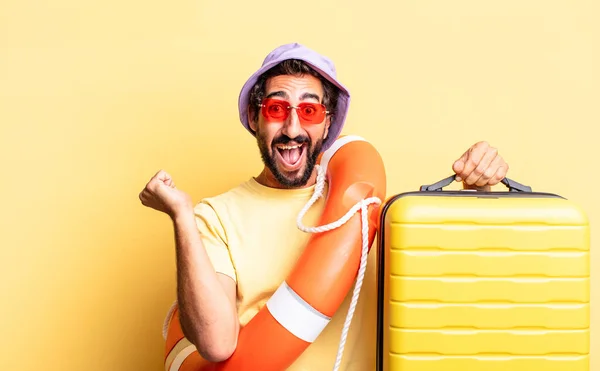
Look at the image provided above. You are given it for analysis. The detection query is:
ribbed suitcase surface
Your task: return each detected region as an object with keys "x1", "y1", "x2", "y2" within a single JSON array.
[{"x1": 376, "y1": 176, "x2": 590, "y2": 371}]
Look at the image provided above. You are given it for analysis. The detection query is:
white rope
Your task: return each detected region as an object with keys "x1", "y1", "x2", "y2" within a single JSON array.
[
  {"x1": 162, "y1": 300, "x2": 178, "y2": 340},
  {"x1": 297, "y1": 164, "x2": 381, "y2": 371}
]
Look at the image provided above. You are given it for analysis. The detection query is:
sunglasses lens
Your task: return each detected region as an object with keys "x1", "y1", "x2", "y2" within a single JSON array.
[
  {"x1": 298, "y1": 103, "x2": 325, "y2": 124},
  {"x1": 263, "y1": 99, "x2": 289, "y2": 120}
]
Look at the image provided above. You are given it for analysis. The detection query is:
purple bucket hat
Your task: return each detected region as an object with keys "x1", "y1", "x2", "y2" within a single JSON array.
[{"x1": 238, "y1": 43, "x2": 350, "y2": 152}]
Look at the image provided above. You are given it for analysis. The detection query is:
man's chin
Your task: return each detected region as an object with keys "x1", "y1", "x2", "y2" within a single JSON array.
[
  {"x1": 271, "y1": 161, "x2": 313, "y2": 188},
  {"x1": 275, "y1": 167, "x2": 307, "y2": 187}
]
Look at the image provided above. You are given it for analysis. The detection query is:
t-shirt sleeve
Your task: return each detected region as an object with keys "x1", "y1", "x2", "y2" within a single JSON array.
[{"x1": 193, "y1": 201, "x2": 237, "y2": 283}]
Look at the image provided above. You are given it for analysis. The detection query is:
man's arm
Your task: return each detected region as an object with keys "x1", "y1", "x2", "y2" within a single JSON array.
[
  {"x1": 173, "y1": 212, "x2": 239, "y2": 362},
  {"x1": 138, "y1": 170, "x2": 239, "y2": 362}
]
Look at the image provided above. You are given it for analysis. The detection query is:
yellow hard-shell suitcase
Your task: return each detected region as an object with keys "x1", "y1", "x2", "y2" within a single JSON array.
[{"x1": 376, "y1": 175, "x2": 590, "y2": 371}]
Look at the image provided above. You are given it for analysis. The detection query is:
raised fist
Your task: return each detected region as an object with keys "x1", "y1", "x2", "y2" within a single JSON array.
[{"x1": 139, "y1": 170, "x2": 193, "y2": 219}]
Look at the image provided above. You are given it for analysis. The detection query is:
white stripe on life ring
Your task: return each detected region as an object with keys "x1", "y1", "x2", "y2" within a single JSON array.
[
  {"x1": 165, "y1": 337, "x2": 196, "y2": 371},
  {"x1": 319, "y1": 135, "x2": 366, "y2": 174},
  {"x1": 266, "y1": 281, "x2": 331, "y2": 343}
]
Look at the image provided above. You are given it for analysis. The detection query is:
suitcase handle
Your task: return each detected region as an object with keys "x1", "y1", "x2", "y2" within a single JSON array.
[{"x1": 420, "y1": 175, "x2": 532, "y2": 192}]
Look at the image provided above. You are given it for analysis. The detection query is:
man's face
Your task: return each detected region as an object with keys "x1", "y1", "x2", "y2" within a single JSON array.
[{"x1": 250, "y1": 74, "x2": 331, "y2": 188}]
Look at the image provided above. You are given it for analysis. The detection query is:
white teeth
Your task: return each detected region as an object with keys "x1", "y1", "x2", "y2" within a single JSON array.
[{"x1": 277, "y1": 144, "x2": 302, "y2": 150}]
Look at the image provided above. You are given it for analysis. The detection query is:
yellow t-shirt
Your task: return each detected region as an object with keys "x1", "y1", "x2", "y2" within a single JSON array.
[{"x1": 194, "y1": 177, "x2": 379, "y2": 371}]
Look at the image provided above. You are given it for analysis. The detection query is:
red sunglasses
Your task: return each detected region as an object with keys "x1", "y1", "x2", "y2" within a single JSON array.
[{"x1": 259, "y1": 98, "x2": 329, "y2": 125}]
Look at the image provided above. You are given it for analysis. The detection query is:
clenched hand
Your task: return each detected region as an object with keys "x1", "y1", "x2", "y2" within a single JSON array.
[
  {"x1": 452, "y1": 141, "x2": 509, "y2": 189},
  {"x1": 139, "y1": 170, "x2": 193, "y2": 219}
]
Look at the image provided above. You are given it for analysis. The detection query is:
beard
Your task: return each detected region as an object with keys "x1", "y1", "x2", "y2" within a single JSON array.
[{"x1": 256, "y1": 130, "x2": 323, "y2": 188}]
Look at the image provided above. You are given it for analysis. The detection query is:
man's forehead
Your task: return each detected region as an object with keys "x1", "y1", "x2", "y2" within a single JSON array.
[{"x1": 265, "y1": 74, "x2": 324, "y2": 95}]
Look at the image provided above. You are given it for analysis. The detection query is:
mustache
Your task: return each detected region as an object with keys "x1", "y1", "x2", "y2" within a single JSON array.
[{"x1": 272, "y1": 135, "x2": 310, "y2": 147}]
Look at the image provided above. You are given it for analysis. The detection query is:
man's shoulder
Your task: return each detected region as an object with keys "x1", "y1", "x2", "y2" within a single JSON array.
[
  {"x1": 193, "y1": 178, "x2": 257, "y2": 219},
  {"x1": 191, "y1": 180, "x2": 251, "y2": 240},
  {"x1": 197, "y1": 178, "x2": 254, "y2": 205}
]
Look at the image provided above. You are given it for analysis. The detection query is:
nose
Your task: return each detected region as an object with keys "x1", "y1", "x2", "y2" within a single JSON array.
[{"x1": 281, "y1": 108, "x2": 303, "y2": 139}]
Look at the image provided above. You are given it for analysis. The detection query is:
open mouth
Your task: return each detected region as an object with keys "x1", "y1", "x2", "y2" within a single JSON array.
[{"x1": 275, "y1": 143, "x2": 306, "y2": 171}]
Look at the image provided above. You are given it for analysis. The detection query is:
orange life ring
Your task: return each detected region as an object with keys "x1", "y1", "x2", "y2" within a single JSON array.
[{"x1": 163, "y1": 135, "x2": 387, "y2": 371}]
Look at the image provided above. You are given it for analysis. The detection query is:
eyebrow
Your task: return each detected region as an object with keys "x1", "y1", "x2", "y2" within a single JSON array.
[
  {"x1": 266, "y1": 91, "x2": 289, "y2": 99},
  {"x1": 300, "y1": 92, "x2": 321, "y2": 102},
  {"x1": 265, "y1": 91, "x2": 321, "y2": 102}
]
